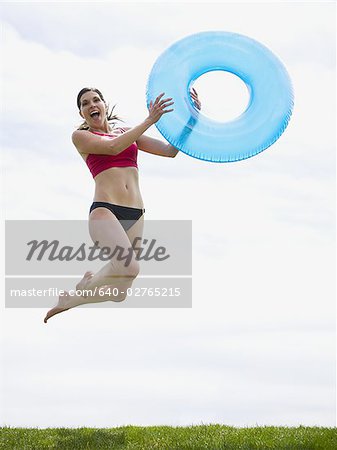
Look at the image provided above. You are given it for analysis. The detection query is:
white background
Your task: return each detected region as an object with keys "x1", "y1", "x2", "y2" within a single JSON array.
[{"x1": 0, "y1": 1, "x2": 335, "y2": 427}]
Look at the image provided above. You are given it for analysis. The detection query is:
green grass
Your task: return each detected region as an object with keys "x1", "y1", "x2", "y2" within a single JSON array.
[{"x1": 0, "y1": 425, "x2": 336, "y2": 449}]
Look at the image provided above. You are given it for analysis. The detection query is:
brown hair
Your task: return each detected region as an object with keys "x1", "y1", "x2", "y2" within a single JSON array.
[{"x1": 76, "y1": 87, "x2": 124, "y2": 130}]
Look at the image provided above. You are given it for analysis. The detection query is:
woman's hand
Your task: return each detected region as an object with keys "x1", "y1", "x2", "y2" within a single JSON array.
[
  {"x1": 190, "y1": 87, "x2": 201, "y2": 110},
  {"x1": 147, "y1": 93, "x2": 174, "y2": 124}
]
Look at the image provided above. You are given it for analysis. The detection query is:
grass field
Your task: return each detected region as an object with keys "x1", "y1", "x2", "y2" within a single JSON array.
[{"x1": 0, "y1": 424, "x2": 336, "y2": 449}]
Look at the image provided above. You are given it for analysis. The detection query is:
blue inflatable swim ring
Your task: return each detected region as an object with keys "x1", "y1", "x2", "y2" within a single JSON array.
[{"x1": 146, "y1": 31, "x2": 294, "y2": 162}]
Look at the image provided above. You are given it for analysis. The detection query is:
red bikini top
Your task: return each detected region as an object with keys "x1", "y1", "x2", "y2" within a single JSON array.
[{"x1": 85, "y1": 128, "x2": 138, "y2": 178}]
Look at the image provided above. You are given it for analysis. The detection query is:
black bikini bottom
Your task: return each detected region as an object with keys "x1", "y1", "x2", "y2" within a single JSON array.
[{"x1": 89, "y1": 201, "x2": 145, "y2": 231}]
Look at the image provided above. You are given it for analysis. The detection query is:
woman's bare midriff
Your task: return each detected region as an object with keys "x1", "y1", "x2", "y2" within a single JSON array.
[{"x1": 81, "y1": 154, "x2": 144, "y2": 208}]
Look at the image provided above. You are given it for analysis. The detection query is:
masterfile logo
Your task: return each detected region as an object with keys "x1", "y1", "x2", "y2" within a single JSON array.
[{"x1": 5, "y1": 220, "x2": 192, "y2": 308}]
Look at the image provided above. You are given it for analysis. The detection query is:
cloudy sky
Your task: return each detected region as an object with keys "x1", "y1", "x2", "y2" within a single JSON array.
[{"x1": 0, "y1": 1, "x2": 335, "y2": 428}]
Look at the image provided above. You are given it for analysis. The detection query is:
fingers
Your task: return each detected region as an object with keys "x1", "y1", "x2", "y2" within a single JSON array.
[
  {"x1": 189, "y1": 88, "x2": 201, "y2": 110},
  {"x1": 152, "y1": 90, "x2": 198, "y2": 108},
  {"x1": 158, "y1": 97, "x2": 173, "y2": 107},
  {"x1": 150, "y1": 93, "x2": 173, "y2": 108},
  {"x1": 148, "y1": 88, "x2": 200, "y2": 123},
  {"x1": 150, "y1": 89, "x2": 199, "y2": 116},
  {"x1": 154, "y1": 92, "x2": 165, "y2": 105},
  {"x1": 154, "y1": 93, "x2": 174, "y2": 106},
  {"x1": 159, "y1": 102, "x2": 174, "y2": 115},
  {"x1": 190, "y1": 89, "x2": 198, "y2": 99},
  {"x1": 160, "y1": 100, "x2": 174, "y2": 109},
  {"x1": 147, "y1": 93, "x2": 174, "y2": 123},
  {"x1": 150, "y1": 95, "x2": 174, "y2": 110}
]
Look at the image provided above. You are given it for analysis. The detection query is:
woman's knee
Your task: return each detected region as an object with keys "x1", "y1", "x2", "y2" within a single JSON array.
[{"x1": 110, "y1": 258, "x2": 140, "y2": 279}]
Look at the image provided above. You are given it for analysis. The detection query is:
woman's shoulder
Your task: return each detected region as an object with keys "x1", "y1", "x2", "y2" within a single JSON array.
[
  {"x1": 72, "y1": 128, "x2": 94, "y2": 136},
  {"x1": 72, "y1": 128, "x2": 89, "y2": 142}
]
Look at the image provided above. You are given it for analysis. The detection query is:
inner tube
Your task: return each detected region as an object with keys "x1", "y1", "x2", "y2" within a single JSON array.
[{"x1": 146, "y1": 31, "x2": 294, "y2": 162}]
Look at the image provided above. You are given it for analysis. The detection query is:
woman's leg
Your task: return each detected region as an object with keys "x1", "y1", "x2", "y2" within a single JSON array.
[
  {"x1": 44, "y1": 208, "x2": 144, "y2": 322},
  {"x1": 76, "y1": 212, "x2": 145, "y2": 301},
  {"x1": 82, "y1": 208, "x2": 144, "y2": 292}
]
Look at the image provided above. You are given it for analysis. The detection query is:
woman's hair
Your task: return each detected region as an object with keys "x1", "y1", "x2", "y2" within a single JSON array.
[{"x1": 76, "y1": 87, "x2": 124, "y2": 130}]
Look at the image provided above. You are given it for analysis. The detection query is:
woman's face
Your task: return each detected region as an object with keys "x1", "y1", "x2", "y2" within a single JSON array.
[{"x1": 79, "y1": 90, "x2": 107, "y2": 127}]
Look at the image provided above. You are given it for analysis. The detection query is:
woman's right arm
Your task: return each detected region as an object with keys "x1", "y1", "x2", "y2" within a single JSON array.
[
  {"x1": 72, "y1": 93, "x2": 174, "y2": 155},
  {"x1": 72, "y1": 120, "x2": 154, "y2": 155}
]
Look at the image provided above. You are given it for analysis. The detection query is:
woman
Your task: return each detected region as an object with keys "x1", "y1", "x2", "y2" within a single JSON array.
[{"x1": 44, "y1": 87, "x2": 201, "y2": 323}]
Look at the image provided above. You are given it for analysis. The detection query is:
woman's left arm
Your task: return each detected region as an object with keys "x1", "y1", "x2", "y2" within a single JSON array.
[
  {"x1": 118, "y1": 128, "x2": 178, "y2": 158},
  {"x1": 138, "y1": 135, "x2": 179, "y2": 158}
]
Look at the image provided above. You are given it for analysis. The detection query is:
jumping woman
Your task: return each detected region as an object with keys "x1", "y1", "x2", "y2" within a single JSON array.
[{"x1": 44, "y1": 87, "x2": 200, "y2": 323}]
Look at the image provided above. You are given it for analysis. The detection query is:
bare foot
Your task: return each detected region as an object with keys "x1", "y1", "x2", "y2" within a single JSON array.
[
  {"x1": 44, "y1": 272, "x2": 94, "y2": 323},
  {"x1": 44, "y1": 291, "x2": 72, "y2": 323},
  {"x1": 76, "y1": 271, "x2": 94, "y2": 292}
]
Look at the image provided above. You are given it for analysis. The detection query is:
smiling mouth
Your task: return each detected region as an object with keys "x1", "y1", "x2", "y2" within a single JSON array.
[{"x1": 90, "y1": 111, "x2": 100, "y2": 119}]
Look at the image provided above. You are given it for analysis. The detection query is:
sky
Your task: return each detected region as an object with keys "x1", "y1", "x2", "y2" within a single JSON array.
[{"x1": 0, "y1": 1, "x2": 336, "y2": 428}]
